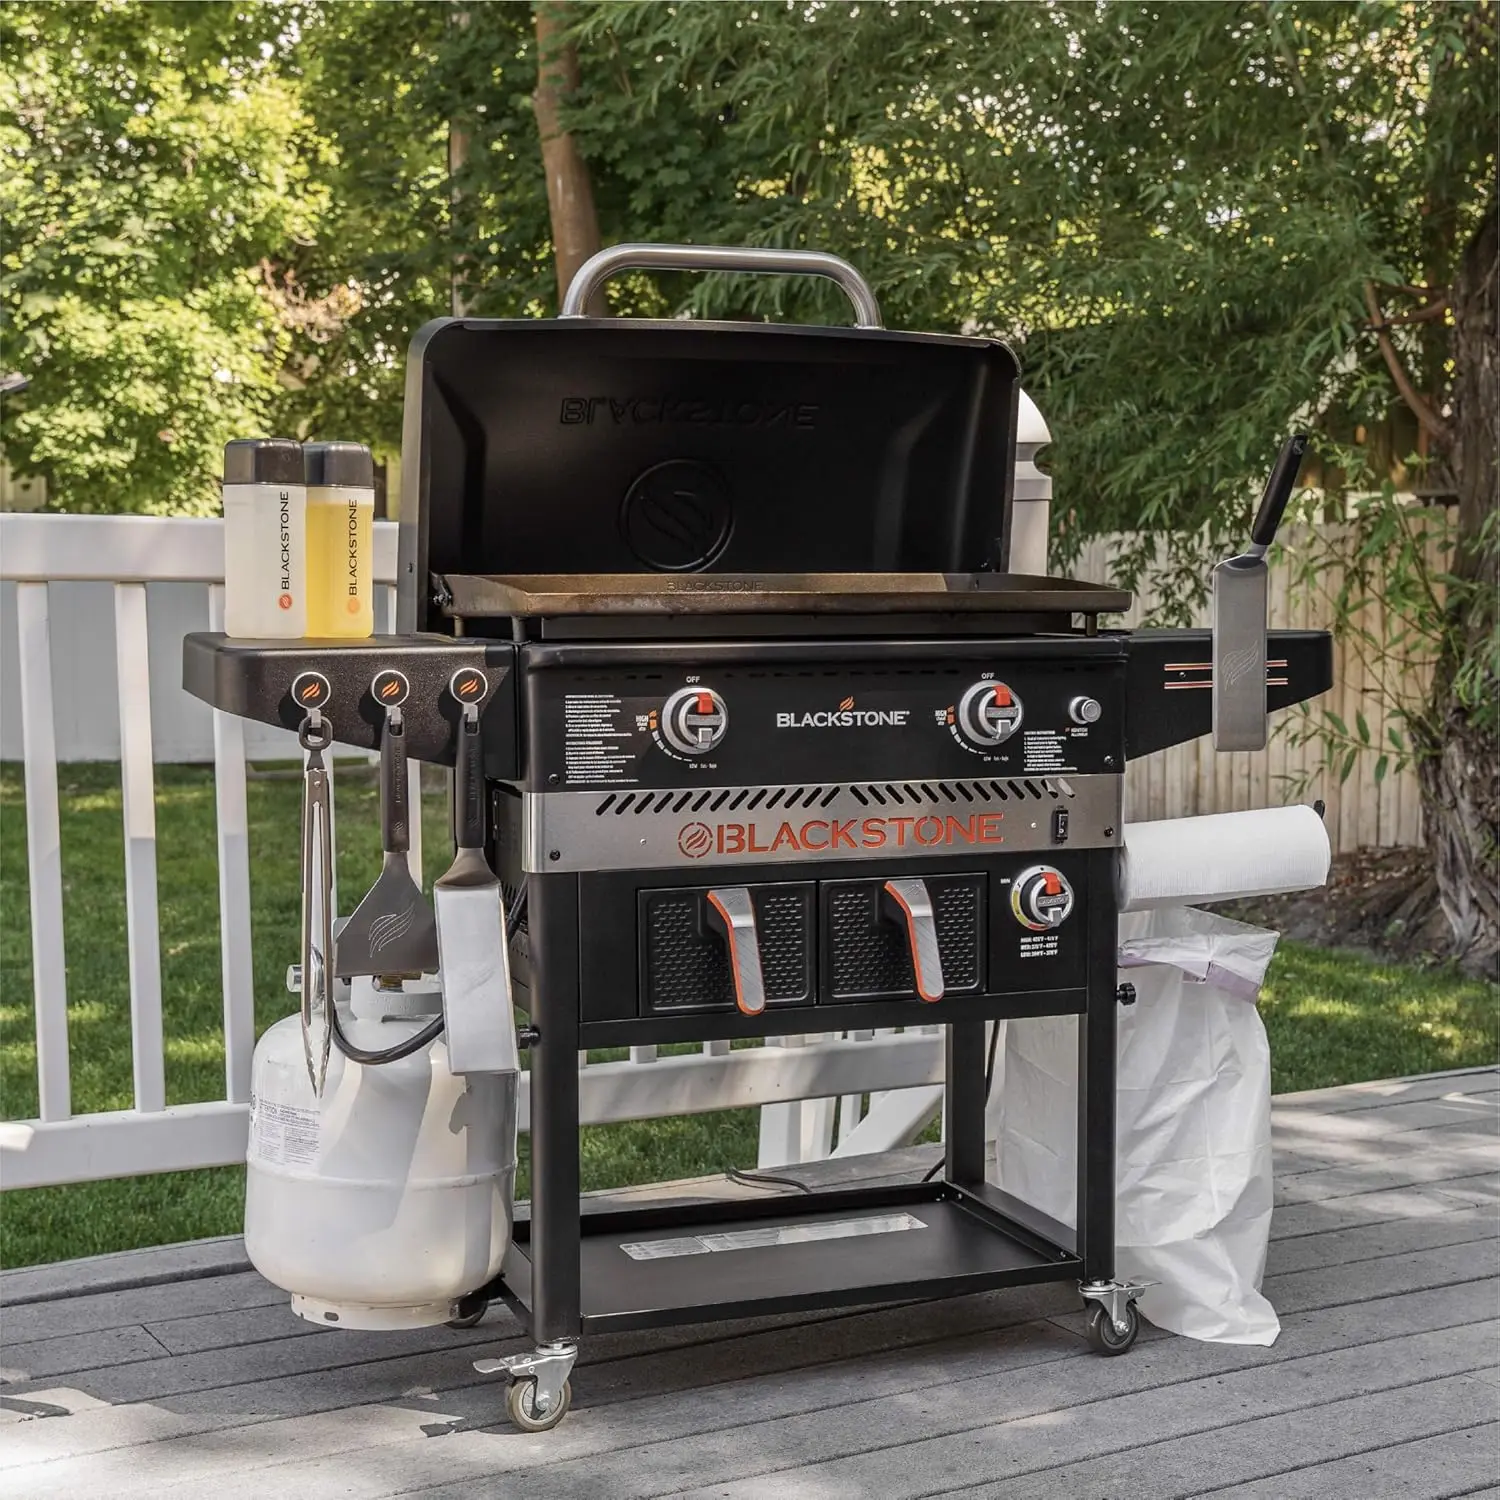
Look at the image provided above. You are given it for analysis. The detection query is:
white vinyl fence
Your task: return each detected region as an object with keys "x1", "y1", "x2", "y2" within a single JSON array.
[{"x1": 0, "y1": 513, "x2": 942, "y2": 1190}]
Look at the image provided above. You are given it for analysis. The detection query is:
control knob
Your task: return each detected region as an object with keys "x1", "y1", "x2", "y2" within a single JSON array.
[
  {"x1": 956, "y1": 681, "x2": 1023, "y2": 746},
  {"x1": 1011, "y1": 865, "x2": 1075, "y2": 931},
  {"x1": 660, "y1": 687, "x2": 728, "y2": 755}
]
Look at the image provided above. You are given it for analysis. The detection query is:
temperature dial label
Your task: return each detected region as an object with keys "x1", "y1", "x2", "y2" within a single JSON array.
[
  {"x1": 659, "y1": 687, "x2": 729, "y2": 757},
  {"x1": 955, "y1": 681, "x2": 1024, "y2": 748}
]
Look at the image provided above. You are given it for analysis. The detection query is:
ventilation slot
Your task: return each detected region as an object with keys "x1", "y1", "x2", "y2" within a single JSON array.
[{"x1": 595, "y1": 794, "x2": 616, "y2": 816}]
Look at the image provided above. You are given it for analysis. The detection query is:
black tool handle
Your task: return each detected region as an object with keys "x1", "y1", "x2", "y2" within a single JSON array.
[
  {"x1": 1251, "y1": 434, "x2": 1309, "y2": 548},
  {"x1": 454, "y1": 713, "x2": 485, "y2": 851},
  {"x1": 380, "y1": 713, "x2": 410, "y2": 856}
]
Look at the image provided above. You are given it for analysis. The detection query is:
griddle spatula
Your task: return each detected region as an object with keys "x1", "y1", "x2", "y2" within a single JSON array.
[
  {"x1": 434, "y1": 702, "x2": 519, "y2": 1074},
  {"x1": 1212, "y1": 434, "x2": 1307, "y2": 752},
  {"x1": 335, "y1": 706, "x2": 439, "y2": 978}
]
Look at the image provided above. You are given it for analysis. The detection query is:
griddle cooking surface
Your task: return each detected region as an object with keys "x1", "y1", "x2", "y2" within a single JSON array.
[{"x1": 441, "y1": 571, "x2": 1132, "y2": 618}]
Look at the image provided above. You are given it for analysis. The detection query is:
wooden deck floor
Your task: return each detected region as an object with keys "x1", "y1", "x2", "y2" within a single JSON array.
[{"x1": 2, "y1": 1066, "x2": 1496, "y2": 1498}]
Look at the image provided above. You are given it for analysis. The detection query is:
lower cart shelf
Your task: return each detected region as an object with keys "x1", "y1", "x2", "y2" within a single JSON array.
[{"x1": 498, "y1": 1184, "x2": 1081, "y2": 1334}]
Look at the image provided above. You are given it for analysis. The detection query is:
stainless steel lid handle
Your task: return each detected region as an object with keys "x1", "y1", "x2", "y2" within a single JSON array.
[
  {"x1": 883, "y1": 878, "x2": 946, "y2": 1002},
  {"x1": 560, "y1": 243, "x2": 883, "y2": 329},
  {"x1": 706, "y1": 887, "x2": 767, "y2": 1016}
]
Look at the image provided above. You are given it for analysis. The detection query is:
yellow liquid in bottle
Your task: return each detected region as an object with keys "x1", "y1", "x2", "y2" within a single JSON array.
[{"x1": 306, "y1": 490, "x2": 374, "y2": 637}]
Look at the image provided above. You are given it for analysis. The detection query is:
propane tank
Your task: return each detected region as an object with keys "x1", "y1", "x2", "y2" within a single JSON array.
[{"x1": 245, "y1": 974, "x2": 516, "y2": 1330}]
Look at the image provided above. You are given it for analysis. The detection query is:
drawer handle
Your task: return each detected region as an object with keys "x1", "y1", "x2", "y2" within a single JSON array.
[
  {"x1": 882, "y1": 878, "x2": 946, "y2": 1002},
  {"x1": 706, "y1": 888, "x2": 767, "y2": 1016}
]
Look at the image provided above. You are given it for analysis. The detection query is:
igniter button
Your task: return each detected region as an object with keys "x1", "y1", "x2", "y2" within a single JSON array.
[{"x1": 1068, "y1": 695, "x2": 1103, "y2": 726}]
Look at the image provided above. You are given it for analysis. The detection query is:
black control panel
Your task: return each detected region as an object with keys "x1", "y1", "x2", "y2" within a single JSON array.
[{"x1": 519, "y1": 638, "x2": 1127, "y2": 791}]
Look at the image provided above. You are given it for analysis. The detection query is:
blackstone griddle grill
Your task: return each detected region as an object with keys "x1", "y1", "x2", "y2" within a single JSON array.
[{"x1": 186, "y1": 245, "x2": 1332, "y2": 1428}]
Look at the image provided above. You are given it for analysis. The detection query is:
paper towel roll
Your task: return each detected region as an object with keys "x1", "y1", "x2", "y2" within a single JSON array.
[{"x1": 1118, "y1": 805, "x2": 1331, "y2": 911}]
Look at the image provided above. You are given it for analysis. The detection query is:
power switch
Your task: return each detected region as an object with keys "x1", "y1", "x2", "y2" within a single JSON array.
[{"x1": 1051, "y1": 807, "x2": 1070, "y2": 845}]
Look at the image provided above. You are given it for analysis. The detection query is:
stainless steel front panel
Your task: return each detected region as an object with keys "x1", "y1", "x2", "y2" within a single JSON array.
[{"x1": 522, "y1": 773, "x2": 1123, "y2": 873}]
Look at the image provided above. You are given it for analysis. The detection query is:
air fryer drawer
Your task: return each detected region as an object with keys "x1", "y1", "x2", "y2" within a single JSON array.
[
  {"x1": 638, "y1": 883, "x2": 815, "y2": 1014},
  {"x1": 821, "y1": 874, "x2": 986, "y2": 1002}
]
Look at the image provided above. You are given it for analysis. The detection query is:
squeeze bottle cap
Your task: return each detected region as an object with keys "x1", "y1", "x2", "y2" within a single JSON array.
[
  {"x1": 223, "y1": 438, "x2": 303, "y2": 486},
  {"x1": 303, "y1": 441, "x2": 374, "y2": 489}
]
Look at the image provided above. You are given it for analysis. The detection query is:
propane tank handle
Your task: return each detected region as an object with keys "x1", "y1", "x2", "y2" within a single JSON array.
[{"x1": 560, "y1": 243, "x2": 884, "y2": 329}]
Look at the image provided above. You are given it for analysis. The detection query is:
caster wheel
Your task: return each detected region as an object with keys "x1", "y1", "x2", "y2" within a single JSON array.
[
  {"x1": 446, "y1": 1294, "x2": 488, "y2": 1330},
  {"x1": 506, "y1": 1377, "x2": 572, "y2": 1432},
  {"x1": 1085, "y1": 1301, "x2": 1139, "y2": 1355}
]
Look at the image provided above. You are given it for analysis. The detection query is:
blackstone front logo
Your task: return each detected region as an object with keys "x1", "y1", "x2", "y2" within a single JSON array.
[
  {"x1": 776, "y1": 696, "x2": 910, "y2": 730},
  {"x1": 677, "y1": 822, "x2": 714, "y2": 859},
  {"x1": 677, "y1": 812, "x2": 1005, "y2": 859}
]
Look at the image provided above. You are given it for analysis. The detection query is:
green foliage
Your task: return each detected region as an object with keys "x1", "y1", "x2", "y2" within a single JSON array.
[{"x1": 1, "y1": 1, "x2": 327, "y2": 512}]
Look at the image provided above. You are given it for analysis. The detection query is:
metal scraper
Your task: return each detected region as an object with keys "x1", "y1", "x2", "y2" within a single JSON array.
[
  {"x1": 1212, "y1": 434, "x2": 1308, "y2": 752},
  {"x1": 434, "y1": 699, "x2": 519, "y2": 1075}
]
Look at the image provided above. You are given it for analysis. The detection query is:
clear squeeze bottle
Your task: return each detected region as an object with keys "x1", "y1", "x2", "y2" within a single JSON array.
[
  {"x1": 222, "y1": 438, "x2": 307, "y2": 638},
  {"x1": 304, "y1": 442, "x2": 375, "y2": 638}
]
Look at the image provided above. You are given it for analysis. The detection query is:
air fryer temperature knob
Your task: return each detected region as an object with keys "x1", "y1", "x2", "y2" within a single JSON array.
[
  {"x1": 660, "y1": 687, "x2": 729, "y2": 755},
  {"x1": 957, "y1": 680, "x2": 1024, "y2": 745},
  {"x1": 1011, "y1": 865, "x2": 1075, "y2": 931}
]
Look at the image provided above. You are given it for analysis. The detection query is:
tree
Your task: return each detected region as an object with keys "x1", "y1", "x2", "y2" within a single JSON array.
[
  {"x1": 559, "y1": 0, "x2": 1497, "y2": 971},
  {"x1": 533, "y1": 3, "x2": 602, "y2": 309},
  {"x1": 0, "y1": 2, "x2": 327, "y2": 513}
]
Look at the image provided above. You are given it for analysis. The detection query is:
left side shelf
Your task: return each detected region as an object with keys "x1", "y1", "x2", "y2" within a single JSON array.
[{"x1": 181, "y1": 632, "x2": 518, "y2": 769}]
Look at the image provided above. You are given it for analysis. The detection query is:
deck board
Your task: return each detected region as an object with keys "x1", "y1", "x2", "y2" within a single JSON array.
[{"x1": 2, "y1": 1067, "x2": 1496, "y2": 1498}]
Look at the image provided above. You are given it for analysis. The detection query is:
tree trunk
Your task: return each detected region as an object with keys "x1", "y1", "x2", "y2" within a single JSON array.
[
  {"x1": 533, "y1": 3, "x2": 603, "y2": 313},
  {"x1": 1417, "y1": 201, "x2": 1499, "y2": 977}
]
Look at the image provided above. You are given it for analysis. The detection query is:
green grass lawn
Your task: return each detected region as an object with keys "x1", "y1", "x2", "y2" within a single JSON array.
[{"x1": 2, "y1": 763, "x2": 1495, "y2": 1269}]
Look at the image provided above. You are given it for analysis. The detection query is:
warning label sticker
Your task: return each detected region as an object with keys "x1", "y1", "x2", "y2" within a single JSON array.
[{"x1": 250, "y1": 1095, "x2": 321, "y2": 1169}]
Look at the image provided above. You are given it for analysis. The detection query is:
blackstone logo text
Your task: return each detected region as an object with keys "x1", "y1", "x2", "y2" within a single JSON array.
[
  {"x1": 278, "y1": 493, "x2": 292, "y2": 592},
  {"x1": 677, "y1": 812, "x2": 1005, "y2": 858},
  {"x1": 776, "y1": 709, "x2": 910, "y2": 729}
]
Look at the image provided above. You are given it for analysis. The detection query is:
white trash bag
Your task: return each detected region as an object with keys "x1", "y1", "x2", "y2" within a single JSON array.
[{"x1": 987, "y1": 905, "x2": 1281, "y2": 1346}]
